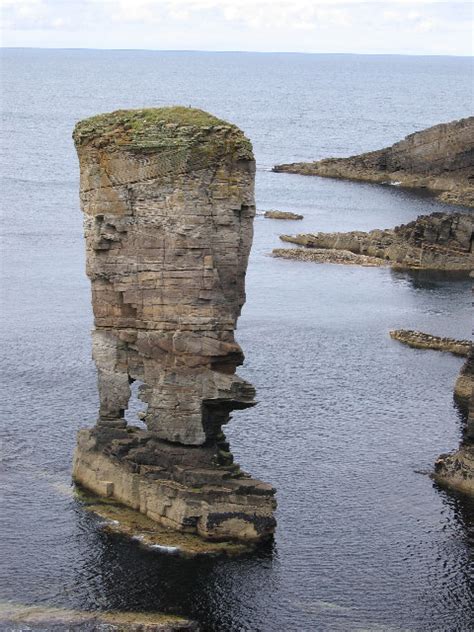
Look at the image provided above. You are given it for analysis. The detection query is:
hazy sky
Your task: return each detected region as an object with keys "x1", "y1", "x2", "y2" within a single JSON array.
[{"x1": 1, "y1": 0, "x2": 473, "y2": 56}]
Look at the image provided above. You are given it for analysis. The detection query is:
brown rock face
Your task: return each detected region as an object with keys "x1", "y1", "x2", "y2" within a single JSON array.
[
  {"x1": 273, "y1": 117, "x2": 474, "y2": 207},
  {"x1": 72, "y1": 107, "x2": 276, "y2": 542},
  {"x1": 454, "y1": 346, "x2": 474, "y2": 408},
  {"x1": 434, "y1": 347, "x2": 474, "y2": 496},
  {"x1": 276, "y1": 212, "x2": 474, "y2": 272}
]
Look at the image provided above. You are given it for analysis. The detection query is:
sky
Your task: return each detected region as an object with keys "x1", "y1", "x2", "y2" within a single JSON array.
[{"x1": 0, "y1": 0, "x2": 473, "y2": 56}]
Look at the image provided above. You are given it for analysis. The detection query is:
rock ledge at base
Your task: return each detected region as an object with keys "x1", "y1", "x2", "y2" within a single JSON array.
[
  {"x1": 275, "y1": 212, "x2": 473, "y2": 272},
  {"x1": 72, "y1": 107, "x2": 276, "y2": 542}
]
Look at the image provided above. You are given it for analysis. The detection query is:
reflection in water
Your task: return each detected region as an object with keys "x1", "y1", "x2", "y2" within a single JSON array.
[{"x1": 391, "y1": 268, "x2": 471, "y2": 290}]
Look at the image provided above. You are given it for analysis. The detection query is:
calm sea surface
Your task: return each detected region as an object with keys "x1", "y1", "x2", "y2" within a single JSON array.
[{"x1": 1, "y1": 50, "x2": 474, "y2": 631}]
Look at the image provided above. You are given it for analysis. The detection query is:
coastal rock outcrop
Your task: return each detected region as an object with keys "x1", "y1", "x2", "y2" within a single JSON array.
[
  {"x1": 273, "y1": 117, "x2": 474, "y2": 207},
  {"x1": 263, "y1": 210, "x2": 303, "y2": 220},
  {"x1": 72, "y1": 107, "x2": 276, "y2": 542},
  {"x1": 389, "y1": 330, "x2": 471, "y2": 357},
  {"x1": 454, "y1": 346, "x2": 474, "y2": 410},
  {"x1": 434, "y1": 346, "x2": 474, "y2": 495},
  {"x1": 275, "y1": 212, "x2": 473, "y2": 272}
]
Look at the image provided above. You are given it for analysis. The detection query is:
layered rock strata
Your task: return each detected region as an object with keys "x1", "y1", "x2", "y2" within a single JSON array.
[
  {"x1": 273, "y1": 116, "x2": 474, "y2": 207},
  {"x1": 389, "y1": 330, "x2": 471, "y2": 357},
  {"x1": 275, "y1": 212, "x2": 473, "y2": 272},
  {"x1": 72, "y1": 107, "x2": 276, "y2": 542}
]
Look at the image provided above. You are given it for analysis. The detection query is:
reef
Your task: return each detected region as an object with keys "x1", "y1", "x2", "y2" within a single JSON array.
[
  {"x1": 389, "y1": 330, "x2": 471, "y2": 357},
  {"x1": 72, "y1": 107, "x2": 276, "y2": 543},
  {"x1": 263, "y1": 210, "x2": 303, "y2": 220},
  {"x1": 273, "y1": 116, "x2": 474, "y2": 207},
  {"x1": 274, "y1": 212, "x2": 473, "y2": 272}
]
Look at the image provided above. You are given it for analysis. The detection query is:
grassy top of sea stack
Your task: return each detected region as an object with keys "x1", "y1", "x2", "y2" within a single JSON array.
[{"x1": 73, "y1": 106, "x2": 253, "y2": 159}]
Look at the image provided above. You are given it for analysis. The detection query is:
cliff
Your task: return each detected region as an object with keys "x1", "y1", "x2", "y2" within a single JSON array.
[
  {"x1": 72, "y1": 107, "x2": 276, "y2": 543},
  {"x1": 273, "y1": 117, "x2": 474, "y2": 207},
  {"x1": 275, "y1": 212, "x2": 473, "y2": 272}
]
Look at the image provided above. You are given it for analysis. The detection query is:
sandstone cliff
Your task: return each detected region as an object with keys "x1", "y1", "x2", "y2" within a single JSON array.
[
  {"x1": 72, "y1": 107, "x2": 276, "y2": 543},
  {"x1": 273, "y1": 117, "x2": 474, "y2": 207},
  {"x1": 275, "y1": 212, "x2": 473, "y2": 272}
]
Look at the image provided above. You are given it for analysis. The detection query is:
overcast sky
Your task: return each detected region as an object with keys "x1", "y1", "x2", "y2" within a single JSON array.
[{"x1": 1, "y1": 0, "x2": 472, "y2": 56}]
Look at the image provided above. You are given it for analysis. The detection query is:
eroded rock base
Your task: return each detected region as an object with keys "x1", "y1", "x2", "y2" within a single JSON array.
[
  {"x1": 434, "y1": 446, "x2": 474, "y2": 496},
  {"x1": 73, "y1": 427, "x2": 276, "y2": 543}
]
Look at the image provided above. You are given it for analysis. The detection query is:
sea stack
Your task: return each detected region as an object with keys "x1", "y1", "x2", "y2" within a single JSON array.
[{"x1": 72, "y1": 107, "x2": 276, "y2": 542}]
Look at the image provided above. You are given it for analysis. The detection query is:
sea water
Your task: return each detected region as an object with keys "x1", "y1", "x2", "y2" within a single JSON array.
[{"x1": 1, "y1": 49, "x2": 473, "y2": 631}]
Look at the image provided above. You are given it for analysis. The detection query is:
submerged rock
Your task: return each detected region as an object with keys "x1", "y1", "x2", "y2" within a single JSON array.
[
  {"x1": 275, "y1": 212, "x2": 474, "y2": 272},
  {"x1": 263, "y1": 210, "x2": 303, "y2": 220},
  {"x1": 72, "y1": 107, "x2": 276, "y2": 543},
  {"x1": 0, "y1": 601, "x2": 197, "y2": 631},
  {"x1": 273, "y1": 116, "x2": 474, "y2": 207},
  {"x1": 389, "y1": 330, "x2": 471, "y2": 357}
]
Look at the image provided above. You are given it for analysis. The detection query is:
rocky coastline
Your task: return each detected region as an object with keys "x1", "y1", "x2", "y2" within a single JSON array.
[
  {"x1": 274, "y1": 212, "x2": 473, "y2": 272},
  {"x1": 388, "y1": 328, "x2": 474, "y2": 495},
  {"x1": 273, "y1": 116, "x2": 474, "y2": 208},
  {"x1": 72, "y1": 107, "x2": 276, "y2": 544},
  {"x1": 392, "y1": 334, "x2": 474, "y2": 495}
]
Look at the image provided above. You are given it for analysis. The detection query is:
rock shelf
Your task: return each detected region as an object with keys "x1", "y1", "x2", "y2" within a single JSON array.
[
  {"x1": 275, "y1": 212, "x2": 473, "y2": 272},
  {"x1": 389, "y1": 330, "x2": 471, "y2": 356}
]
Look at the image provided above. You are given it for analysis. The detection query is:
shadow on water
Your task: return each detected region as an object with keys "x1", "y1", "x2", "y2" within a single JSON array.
[
  {"x1": 67, "y1": 506, "x2": 279, "y2": 632},
  {"x1": 390, "y1": 268, "x2": 472, "y2": 289}
]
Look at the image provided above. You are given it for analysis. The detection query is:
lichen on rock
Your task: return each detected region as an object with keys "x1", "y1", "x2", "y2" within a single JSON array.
[{"x1": 72, "y1": 107, "x2": 276, "y2": 542}]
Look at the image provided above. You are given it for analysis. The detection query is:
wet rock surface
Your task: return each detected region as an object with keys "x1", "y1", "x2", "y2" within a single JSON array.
[
  {"x1": 72, "y1": 107, "x2": 276, "y2": 542},
  {"x1": 273, "y1": 116, "x2": 474, "y2": 207},
  {"x1": 275, "y1": 212, "x2": 474, "y2": 272}
]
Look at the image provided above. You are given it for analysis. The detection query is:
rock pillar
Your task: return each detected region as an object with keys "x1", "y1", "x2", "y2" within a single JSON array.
[{"x1": 72, "y1": 107, "x2": 276, "y2": 541}]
